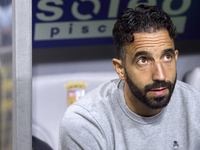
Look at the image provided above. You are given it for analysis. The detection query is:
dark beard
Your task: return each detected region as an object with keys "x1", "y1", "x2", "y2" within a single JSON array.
[{"x1": 125, "y1": 70, "x2": 177, "y2": 109}]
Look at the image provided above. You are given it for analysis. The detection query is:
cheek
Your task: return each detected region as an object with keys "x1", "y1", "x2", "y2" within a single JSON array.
[
  {"x1": 165, "y1": 63, "x2": 177, "y2": 80},
  {"x1": 129, "y1": 71, "x2": 150, "y2": 88}
]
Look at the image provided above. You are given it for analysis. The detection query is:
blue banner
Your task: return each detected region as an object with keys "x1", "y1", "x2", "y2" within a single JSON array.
[{"x1": 32, "y1": 0, "x2": 199, "y2": 49}]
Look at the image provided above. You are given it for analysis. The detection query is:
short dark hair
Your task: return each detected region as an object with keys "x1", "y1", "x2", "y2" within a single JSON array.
[{"x1": 112, "y1": 4, "x2": 176, "y2": 63}]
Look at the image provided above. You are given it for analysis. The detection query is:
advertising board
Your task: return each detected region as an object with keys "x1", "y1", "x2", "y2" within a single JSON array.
[{"x1": 32, "y1": 0, "x2": 198, "y2": 48}]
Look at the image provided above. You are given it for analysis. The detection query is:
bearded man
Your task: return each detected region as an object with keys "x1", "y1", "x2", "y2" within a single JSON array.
[{"x1": 59, "y1": 5, "x2": 200, "y2": 150}]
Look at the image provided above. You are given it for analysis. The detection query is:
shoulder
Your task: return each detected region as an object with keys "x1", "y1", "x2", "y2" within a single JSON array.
[
  {"x1": 72, "y1": 79, "x2": 121, "y2": 111},
  {"x1": 172, "y1": 80, "x2": 200, "y2": 108},
  {"x1": 60, "y1": 104, "x2": 98, "y2": 127},
  {"x1": 174, "y1": 80, "x2": 200, "y2": 97},
  {"x1": 60, "y1": 79, "x2": 122, "y2": 128},
  {"x1": 174, "y1": 81, "x2": 200, "y2": 135}
]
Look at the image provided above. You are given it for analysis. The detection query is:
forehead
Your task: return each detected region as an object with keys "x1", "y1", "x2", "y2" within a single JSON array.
[{"x1": 125, "y1": 29, "x2": 174, "y2": 55}]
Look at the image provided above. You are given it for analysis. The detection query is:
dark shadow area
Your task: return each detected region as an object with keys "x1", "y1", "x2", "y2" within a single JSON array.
[
  {"x1": 32, "y1": 136, "x2": 53, "y2": 150},
  {"x1": 33, "y1": 44, "x2": 116, "y2": 65},
  {"x1": 33, "y1": 39, "x2": 200, "y2": 65},
  {"x1": 175, "y1": 39, "x2": 200, "y2": 55}
]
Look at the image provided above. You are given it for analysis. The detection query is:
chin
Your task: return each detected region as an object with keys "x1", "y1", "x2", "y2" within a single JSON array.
[{"x1": 144, "y1": 94, "x2": 171, "y2": 109}]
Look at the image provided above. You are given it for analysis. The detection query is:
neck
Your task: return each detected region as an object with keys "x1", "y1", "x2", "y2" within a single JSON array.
[{"x1": 124, "y1": 82, "x2": 163, "y2": 117}]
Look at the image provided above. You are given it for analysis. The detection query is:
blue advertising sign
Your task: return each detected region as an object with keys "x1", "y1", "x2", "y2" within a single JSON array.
[{"x1": 32, "y1": 0, "x2": 199, "y2": 49}]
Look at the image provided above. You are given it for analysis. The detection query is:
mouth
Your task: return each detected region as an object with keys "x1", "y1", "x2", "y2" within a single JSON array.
[{"x1": 149, "y1": 88, "x2": 168, "y2": 96}]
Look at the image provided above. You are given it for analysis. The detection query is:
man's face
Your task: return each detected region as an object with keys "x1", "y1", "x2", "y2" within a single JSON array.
[{"x1": 124, "y1": 29, "x2": 178, "y2": 109}]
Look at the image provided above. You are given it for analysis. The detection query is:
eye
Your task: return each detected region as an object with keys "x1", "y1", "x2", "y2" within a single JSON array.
[
  {"x1": 163, "y1": 54, "x2": 172, "y2": 61},
  {"x1": 137, "y1": 57, "x2": 149, "y2": 65}
]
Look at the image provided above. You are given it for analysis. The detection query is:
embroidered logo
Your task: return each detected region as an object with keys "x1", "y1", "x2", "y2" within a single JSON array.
[
  {"x1": 64, "y1": 81, "x2": 88, "y2": 106},
  {"x1": 173, "y1": 141, "x2": 179, "y2": 148}
]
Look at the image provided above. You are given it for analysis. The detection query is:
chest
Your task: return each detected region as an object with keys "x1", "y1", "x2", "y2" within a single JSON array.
[{"x1": 100, "y1": 112, "x2": 199, "y2": 150}]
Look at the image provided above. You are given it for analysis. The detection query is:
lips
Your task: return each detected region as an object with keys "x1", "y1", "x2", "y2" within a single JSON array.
[{"x1": 149, "y1": 88, "x2": 167, "y2": 96}]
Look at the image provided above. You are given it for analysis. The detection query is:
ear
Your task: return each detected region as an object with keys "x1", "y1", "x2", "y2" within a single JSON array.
[
  {"x1": 175, "y1": 50, "x2": 179, "y2": 60},
  {"x1": 112, "y1": 58, "x2": 126, "y2": 80}
]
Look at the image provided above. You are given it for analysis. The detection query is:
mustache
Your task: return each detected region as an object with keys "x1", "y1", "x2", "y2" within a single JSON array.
[{"x1": 144, "y1": 81, "x2": 172, "y2": 93}]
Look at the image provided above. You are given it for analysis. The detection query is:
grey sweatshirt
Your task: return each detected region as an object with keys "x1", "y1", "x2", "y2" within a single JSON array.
[{"x1": 59, "y1": 79, "x2": 200, "y2": 150}]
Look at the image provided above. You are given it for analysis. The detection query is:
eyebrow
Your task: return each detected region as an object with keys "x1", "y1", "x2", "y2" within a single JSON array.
[
  {"x1": 135, "y1": 51, "x2": 151, "y2": 58},
  {"x1": 162, "y1": 48, "x2": 175, "y2": 56},
  {"x1": 132, "y1": 51, "x2": 152, "y2": 63}
]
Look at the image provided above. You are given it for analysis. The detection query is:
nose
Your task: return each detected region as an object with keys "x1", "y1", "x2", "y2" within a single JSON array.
[{"x1": 152, "y1": 62, "x2": 166, "y2": 81}]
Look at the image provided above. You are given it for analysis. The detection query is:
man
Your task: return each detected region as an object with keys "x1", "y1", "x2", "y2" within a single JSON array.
[{"x1": 59, "y1": 5, "x2": 200, "y2": 149}]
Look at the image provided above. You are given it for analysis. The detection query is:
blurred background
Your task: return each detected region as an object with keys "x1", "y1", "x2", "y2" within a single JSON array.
[
  {"x1": 0, "y1": 0, "x2": 12, "y2": 149},
  {"x1": 1, "y1": 0, "x2": 200, "y2": 150}
]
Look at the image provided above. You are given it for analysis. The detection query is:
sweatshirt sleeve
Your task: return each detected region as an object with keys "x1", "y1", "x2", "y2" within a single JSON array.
[{"x1": 58, "y1": 104, "x2": 107, "y2": 150}]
